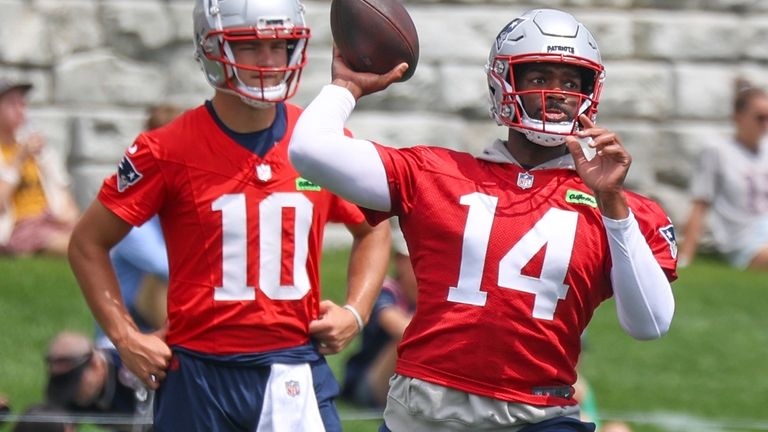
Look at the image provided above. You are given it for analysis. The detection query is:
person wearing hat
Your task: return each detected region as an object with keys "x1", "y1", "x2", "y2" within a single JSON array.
[
  {"x1": 0, "y1": 78, "x2": 79, "y2": 257},
  {"x1": 44, "y1": 331, "x2": 152, "y2": 431}
]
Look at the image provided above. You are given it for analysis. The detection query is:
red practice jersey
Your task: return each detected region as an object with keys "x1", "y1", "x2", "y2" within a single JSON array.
[
  {"x1": 363, "y1": 144, "x2": 678, "y2": 407},
  {"x1": 98, "y1": 104, "x2": 364, "y2": 355}
]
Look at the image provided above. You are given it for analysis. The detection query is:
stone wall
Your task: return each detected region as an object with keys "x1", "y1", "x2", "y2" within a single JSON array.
[{"x1": 2, "y1": 0, "x2": 767, "y2": 232}]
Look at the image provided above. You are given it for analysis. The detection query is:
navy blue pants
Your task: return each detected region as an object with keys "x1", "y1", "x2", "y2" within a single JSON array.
[{"x1": 153, "y1": 351, "x2": 341, "y2": 432}]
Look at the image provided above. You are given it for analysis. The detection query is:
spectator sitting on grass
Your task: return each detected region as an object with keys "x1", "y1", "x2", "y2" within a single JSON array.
[
  {"x1": 44, "y1": 331, "x2": 152, "y2": 431},
  {"x1": 679, "y1": 78, "x2": 768, "y2": 270},
  {"x1": 341, "y1": 222, "x2": 417, "y2": 409}
]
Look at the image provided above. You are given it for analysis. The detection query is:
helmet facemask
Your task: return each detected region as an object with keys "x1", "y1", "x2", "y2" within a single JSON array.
[
  {"x1": 486, "y1": 9, "x2": 605, "y2": 147},
  {"x1": 489, "y1": 55, "x2": 604, "y2": 147},
  {"x1": 194, "y1": 0, "x2": 310, "y2": 106}
]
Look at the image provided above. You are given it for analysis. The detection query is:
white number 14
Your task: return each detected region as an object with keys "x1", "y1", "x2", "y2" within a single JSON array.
[{"x1": 447, "y1": 192, "x2": 578, "y2": 320}]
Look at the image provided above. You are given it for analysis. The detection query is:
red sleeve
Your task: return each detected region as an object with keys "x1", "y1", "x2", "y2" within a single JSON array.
[
  {"x1": 97, "y1": 133, "x2": 167, "y2": 227},
  {"x1": 360, "y1": 143, "x2": 432, "y2": 226},
  {"x1": 627, "y1": 192, "x2": 679, "y2": 282},
  {"x1": 327, "y1": 193, "x2": 365, "y2": 225}
]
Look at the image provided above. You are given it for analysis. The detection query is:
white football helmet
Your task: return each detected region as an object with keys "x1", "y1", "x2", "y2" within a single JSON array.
[
  {"x1": 486, "y1": 9, "x2": 605, "y2": 146},
  {"x1": 193, "y1": 0, "x2": 310, "y2": 107}
]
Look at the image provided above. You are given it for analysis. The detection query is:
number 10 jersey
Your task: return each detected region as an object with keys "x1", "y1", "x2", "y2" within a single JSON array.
[{"x1": 98, "y1": 104, "x2": 364, "y2": 355}]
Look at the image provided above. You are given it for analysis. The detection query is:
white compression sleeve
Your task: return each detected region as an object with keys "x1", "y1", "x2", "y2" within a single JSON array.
[
  {"x1": 289, "y1": 85, "x2": 392, "y2": 211},
  {"x1": 604, "y1": 210, "x2": 675, "y2": 340}
]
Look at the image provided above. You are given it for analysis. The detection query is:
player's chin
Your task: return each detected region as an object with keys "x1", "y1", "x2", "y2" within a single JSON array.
[{"x1": 243, "y1": 76, "x2": 281, "y2": 88}]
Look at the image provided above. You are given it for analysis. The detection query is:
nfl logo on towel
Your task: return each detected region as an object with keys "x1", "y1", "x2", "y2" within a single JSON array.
[
  {"x1": 285, "y1": 380, "x2": 300, "y2": 397},
  {"x1": 517, "y1": 172, "x2": 534, "y2": 189}
]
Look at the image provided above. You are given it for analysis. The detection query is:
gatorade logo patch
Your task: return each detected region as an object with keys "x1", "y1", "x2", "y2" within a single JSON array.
[
  {"x1": 565, "y1": 189, "x2": 597, "y2": 208},
  {"x1": 296, "y1": 177, "x2": 321, "y2": 192}
]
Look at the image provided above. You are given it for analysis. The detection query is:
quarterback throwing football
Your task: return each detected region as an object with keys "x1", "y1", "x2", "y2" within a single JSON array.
[{"x1": 290, "y1": 8, "x2": 677, "y2": 432}]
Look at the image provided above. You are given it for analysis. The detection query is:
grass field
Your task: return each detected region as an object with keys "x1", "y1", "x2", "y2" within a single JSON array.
[{"x1": 1, "y1": 250, "x2": 766, "y2": 431}]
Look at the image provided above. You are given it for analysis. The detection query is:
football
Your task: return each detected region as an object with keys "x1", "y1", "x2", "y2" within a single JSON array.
[{"x1": 330, "y1": 0, "x2": 419, "y2": 82}]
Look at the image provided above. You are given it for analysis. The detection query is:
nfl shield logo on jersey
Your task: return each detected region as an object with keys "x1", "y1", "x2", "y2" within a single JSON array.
[
  {"x1": 256, "y1": 163, "x2": 272, "y2": 182},
  {"x1": 517, "y1": 172, "x2": 534, "y2": 189},
  {"x1": 285, "y1": 380, "x2": 300, "y2": 397}
]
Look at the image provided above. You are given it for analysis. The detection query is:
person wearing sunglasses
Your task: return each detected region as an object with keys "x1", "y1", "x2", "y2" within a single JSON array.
[{"x1": 679, "y1": 78, "x2": 768, "y2": 270}]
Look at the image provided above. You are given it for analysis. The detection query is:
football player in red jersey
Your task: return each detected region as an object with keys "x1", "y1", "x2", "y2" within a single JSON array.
[
  {"x1": 290, "y1": 8, "x2": 676, "y2": 432},
  {"x1": 67, "y1": 0, "x2": 390, "y2": 430}
]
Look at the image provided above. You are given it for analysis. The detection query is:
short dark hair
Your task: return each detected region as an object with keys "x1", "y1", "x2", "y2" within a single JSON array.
[{"x1": 733, "y1": 77, "x2": 767, "y2": 114}]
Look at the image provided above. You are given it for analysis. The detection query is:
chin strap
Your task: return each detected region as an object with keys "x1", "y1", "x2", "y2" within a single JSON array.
[
  {"x1": 238, "y1": 94, "x2": 275, "y2": 109},
  {"x1": 518, "y1": 128, "x2": 568, "y2": 147}
]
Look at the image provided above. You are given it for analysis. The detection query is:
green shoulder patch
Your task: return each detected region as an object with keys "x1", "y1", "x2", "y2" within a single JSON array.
[
  {"x1": 296, "y1": 177, "x2": 322, "y2": 192},
  {"x1": 565, "y1": 189, "x2": 597, "y2": 208}
]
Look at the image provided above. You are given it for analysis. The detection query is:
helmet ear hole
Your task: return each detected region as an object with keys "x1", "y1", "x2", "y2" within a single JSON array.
[{"x1": 501, "y1": 103, "x2": 515, "y2": 120}]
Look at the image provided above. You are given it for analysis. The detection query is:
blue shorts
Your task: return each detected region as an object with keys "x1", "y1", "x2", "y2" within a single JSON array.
[{"x1": 153, "y1": 350, "x2": 341, "y2": 432}]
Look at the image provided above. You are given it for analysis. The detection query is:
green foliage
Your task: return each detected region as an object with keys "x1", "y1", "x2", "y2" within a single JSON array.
[{"x1": 1, "y1": 253, "x2": 766, "y2": 431}]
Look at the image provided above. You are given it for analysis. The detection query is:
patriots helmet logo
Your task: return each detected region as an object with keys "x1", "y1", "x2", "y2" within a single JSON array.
[
  {"x1": 495, "y1": 18, "x2": 524, "y2": 51},
  {"x1": 117, "y1": 155, "x2": 143, "y2": 192},
  {"x1": 659, "y1": 223, "x2": 678, "y2": 259}
]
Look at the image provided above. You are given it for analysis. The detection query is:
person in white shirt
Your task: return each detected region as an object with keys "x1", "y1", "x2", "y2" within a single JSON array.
[{"x1": 680, "y1": 78, "x2": 768, "y2": 270}]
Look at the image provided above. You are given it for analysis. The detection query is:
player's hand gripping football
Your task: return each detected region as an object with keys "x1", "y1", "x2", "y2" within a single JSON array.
[
  {"x1": 565, "y1": 114, "x2": 631, "y2": 219},
  {"x1": 309, "y1": 300, "x2": 360, "y2": 355},
  {"x1": 115, "y1": 327, "x2": 171, "y2": 390},
  {"x1": 331, "y1": 46, "x2": 409, "y2": 100}
]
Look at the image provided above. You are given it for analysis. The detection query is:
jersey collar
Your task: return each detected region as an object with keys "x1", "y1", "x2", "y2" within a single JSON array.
[{"x1": 477, "y1": 139, "x2": 576, "y2": 170}]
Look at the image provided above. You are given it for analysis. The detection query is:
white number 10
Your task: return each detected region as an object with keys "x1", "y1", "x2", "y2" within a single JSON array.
[
  {"x1": 212, "y1": 192, "x2": 313, "y2": 301},
  {"x1": 447, "y1": 192, "x2": 578, "y2": 320}
]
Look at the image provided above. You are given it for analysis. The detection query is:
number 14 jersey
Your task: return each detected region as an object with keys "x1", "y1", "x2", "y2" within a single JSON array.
[{"x1": 363, "y1": 143, "x2": 678, "y2": 407}]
